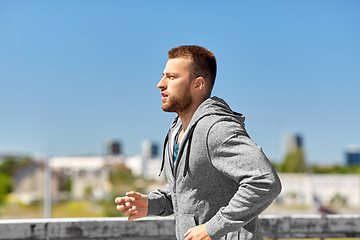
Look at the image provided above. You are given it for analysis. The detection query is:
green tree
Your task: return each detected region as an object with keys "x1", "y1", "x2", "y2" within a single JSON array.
[
  {"x1": 0, "y1": 158, "x2": 17, "y2": 175},
  {"x1": 281, "y1": 148, "x2": 306, "y2": 172},
  {"x1": 0, "y1": 156, "x2": 33, "y2": 209},
  {"x1": 0, "y1": 173, "x2": 12, "y2": 207},
  {"x1": 0, "y1": 156, "x2": 31, "y2": 175},
  {"x1": 64, "y1": 177, "x2": 72, "y2": 192}
]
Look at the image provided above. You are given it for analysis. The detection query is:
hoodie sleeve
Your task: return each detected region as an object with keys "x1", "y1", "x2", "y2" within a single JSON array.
[
  {"x1": 146, "y1": 183, "x2": 174, "y2": 216},
  {"x1": 204, "y1": 119, "x2": 282, "y2": 239}
]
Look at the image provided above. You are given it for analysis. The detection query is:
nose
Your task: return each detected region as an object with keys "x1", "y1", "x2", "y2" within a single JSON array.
[{"x1": 157, "y1": 76, "x2": 166, "y2": 90}]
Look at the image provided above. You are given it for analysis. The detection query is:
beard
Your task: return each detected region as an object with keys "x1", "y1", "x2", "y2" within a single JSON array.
[{"x1": 161, "y1": 89, "x2": 193, "y2": 115}]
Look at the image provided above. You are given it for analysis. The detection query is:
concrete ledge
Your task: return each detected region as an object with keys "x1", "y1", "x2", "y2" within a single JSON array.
[
  {"x1": 260, "y1": 214, "x2": 360, "y2": 238},
  {"x1": 0, "y1": 215, "x2": 360, "y2": 239},
  {"x1": 0, "y1": 217, "x2": 176, "y2": 240}
]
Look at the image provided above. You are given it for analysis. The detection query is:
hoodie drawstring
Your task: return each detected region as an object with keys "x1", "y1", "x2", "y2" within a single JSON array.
[
  {"x1": 183, "y1": 124, "x2": 196, "y2": 177},
  {"x1": 158, "y1": 130, "x2": 170, "y2": 177}
]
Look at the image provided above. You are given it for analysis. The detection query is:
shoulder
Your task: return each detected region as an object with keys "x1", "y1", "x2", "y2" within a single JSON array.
[{"x1": 206, "y1": 117, "x2": 249, "y2": 144}]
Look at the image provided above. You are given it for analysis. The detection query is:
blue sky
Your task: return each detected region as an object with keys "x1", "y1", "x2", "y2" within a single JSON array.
[{"x1": 0, "y1": 0, "x2": 359, "y2": 165}]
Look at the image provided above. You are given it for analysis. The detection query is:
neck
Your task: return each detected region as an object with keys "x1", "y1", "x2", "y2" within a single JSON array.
[
  {"x1": 178, "y1": 96, "x2": 209, "y2": 131},
  {"x1": 178, "y1": 111, "x2": 194, "y2": 132}
]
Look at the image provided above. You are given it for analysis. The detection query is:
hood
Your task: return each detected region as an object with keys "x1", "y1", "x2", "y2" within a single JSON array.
[
  {"x1": 188, "y1": 96, "x2": 245, "y2": 129},
  {"x1": 159, "y1": 96, "x2": 245, "y2": 177},
  {"x1": 168, "y1": 96, "x2": 245, "y2": 132}
]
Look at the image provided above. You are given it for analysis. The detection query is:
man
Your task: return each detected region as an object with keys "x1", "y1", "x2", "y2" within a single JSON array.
[{"x1": 115, "y1": 45, "x2": 281, "y2": 240}]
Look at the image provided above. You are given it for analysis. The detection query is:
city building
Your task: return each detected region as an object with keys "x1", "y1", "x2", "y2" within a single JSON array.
[
  {"x1": 346, "y1": 145, "x2": 360, "y2": 165},
  {"x1": 105, "y1": 139, "x2": 122, "y2": 156}
]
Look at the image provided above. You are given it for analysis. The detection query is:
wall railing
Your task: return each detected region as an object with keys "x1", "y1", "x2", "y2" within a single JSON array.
[{"x1": 0, "y1": 215, "x2": 359, "y2": 239}]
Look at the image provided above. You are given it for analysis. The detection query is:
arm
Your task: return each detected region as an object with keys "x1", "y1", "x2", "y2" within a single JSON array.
[
  {"x1": 205, "y1": 120, "x2": 282, "y2": 239},
  {"x1": 147, "y1": 182, "x2": 174, "y2": 216}
]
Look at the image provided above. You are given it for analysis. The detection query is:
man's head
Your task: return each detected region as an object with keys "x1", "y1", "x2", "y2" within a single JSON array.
[
  {"x1": 168, "y1": 45, "x2": 217, "y2": 94},
  {"x1": 157, "y1": 45, "x2": 216, "y2": 116}
]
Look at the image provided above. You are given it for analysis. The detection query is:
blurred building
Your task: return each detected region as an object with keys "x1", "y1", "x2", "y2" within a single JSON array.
[
  {"x1": 124, "y1": 141, "x2": 163, "y2": 181},
  {"x1": 10, "y1": 162, "x2": 63, "y2": 204},
  {"x1": 283, "y1": 133, "x2": 303, "y2": 154},
  {"x1": 141, "y1": 140, "x2": 158, "y2": 159},
  {"x1": 50, "y1": 155, "x2": 123, "y2": 200},
  {"x1": 277, "y1": 173, "x2": 360, "y2": 209},
  {"x1": 105, "y1": 139, "x2": 122, "y2": 156},
  {"x1": 346, "y1": 145, "x2": 360, "y2": 165},
  {"x1": 48, "y1": 140, "x2": 163, "y2": 200}
]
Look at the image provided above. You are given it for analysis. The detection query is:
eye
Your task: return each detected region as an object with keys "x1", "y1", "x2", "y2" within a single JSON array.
[{"x1": 169, "y1": 75, "x2": 176, "y2": 80}]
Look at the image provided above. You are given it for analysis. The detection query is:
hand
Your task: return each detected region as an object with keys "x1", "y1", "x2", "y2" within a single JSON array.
[
  {"x1": 115, "y1": 191, "x2": 149, "y2": 221},
  {"x1": 184, "y1": 224, "x2": 212, "y2": 240}
]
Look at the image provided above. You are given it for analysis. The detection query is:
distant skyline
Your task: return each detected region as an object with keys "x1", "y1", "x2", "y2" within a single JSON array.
[{"x1": 1, "y1": 1, "x2": 359, "y2": 165}]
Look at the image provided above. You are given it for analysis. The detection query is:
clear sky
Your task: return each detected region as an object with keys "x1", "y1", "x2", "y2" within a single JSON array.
[{"x1": 1, "y1": 0, "x2": 359, "y2": 165}]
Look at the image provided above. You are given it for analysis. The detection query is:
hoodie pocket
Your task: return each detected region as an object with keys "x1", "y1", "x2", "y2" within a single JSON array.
[
  {"x1": 177, "y1": 213, "x2": 197, "y2": 240},
  {"x1": 224, "y1": 230, "x2": 240, "y2": 240}
]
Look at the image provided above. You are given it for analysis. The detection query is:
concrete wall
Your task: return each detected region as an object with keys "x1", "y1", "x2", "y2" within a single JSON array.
[{"x1": 1, "y1": 215, "x2": 360, "y2": 239}]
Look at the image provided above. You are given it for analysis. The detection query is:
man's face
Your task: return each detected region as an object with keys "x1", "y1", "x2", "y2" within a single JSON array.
[{"x1": 157, "y1": 58, "x2": 194, "y2": 114}]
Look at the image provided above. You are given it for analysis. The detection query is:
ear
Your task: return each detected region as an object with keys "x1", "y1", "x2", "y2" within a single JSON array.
[{"x1": 194, "y1": 77, "x2": 205, "y2": 90}]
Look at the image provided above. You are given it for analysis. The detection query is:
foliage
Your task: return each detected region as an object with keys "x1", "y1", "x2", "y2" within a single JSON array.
[
  {"x1": 270, "y1": 161, "x2": 281, "y2": 172},
  {"x1": 0, "y1": 156, "x2": 31, "y2": 175},
  {"x1": 280, "y1": 148, "x2": 307, "y2": 173},
  {"x1": 102, "y1": 163, "x2": 145, "y2": 217},
  {"x1": 276, "y1": 150, "x2": 360, "y2": 174},
  {"x1": 84, "y1": 186, "x2": 93, "y2": 199},
  {"x1": 1, "y1": 200, "x2": 106, "y2": 219},
  {"x1": 52, "y1": 200, "x2": 105, "y2": 218},
  {"x1": 0, "y1": 158, "x2": 17, "y2": 175},
  {"x1": 0, "y1": 156, "x2": 33, "y2": 208},
  {"x1": 311, "y1": 165, "x2": 360, "y2": 174},
  {"x1": 64, "y1": 177, "x2": 72, "y2": 192},
  {"x1": 109, "y1": 163, "x2": 143, "y2": 193},
  {"x1": 0, "y1": 173, "x2": 12, "y2": 206}
]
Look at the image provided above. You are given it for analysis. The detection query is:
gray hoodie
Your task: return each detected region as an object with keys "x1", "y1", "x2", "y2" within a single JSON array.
[{"x1": 147, "y1": 97, "x2": 281, "y2": 240}]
